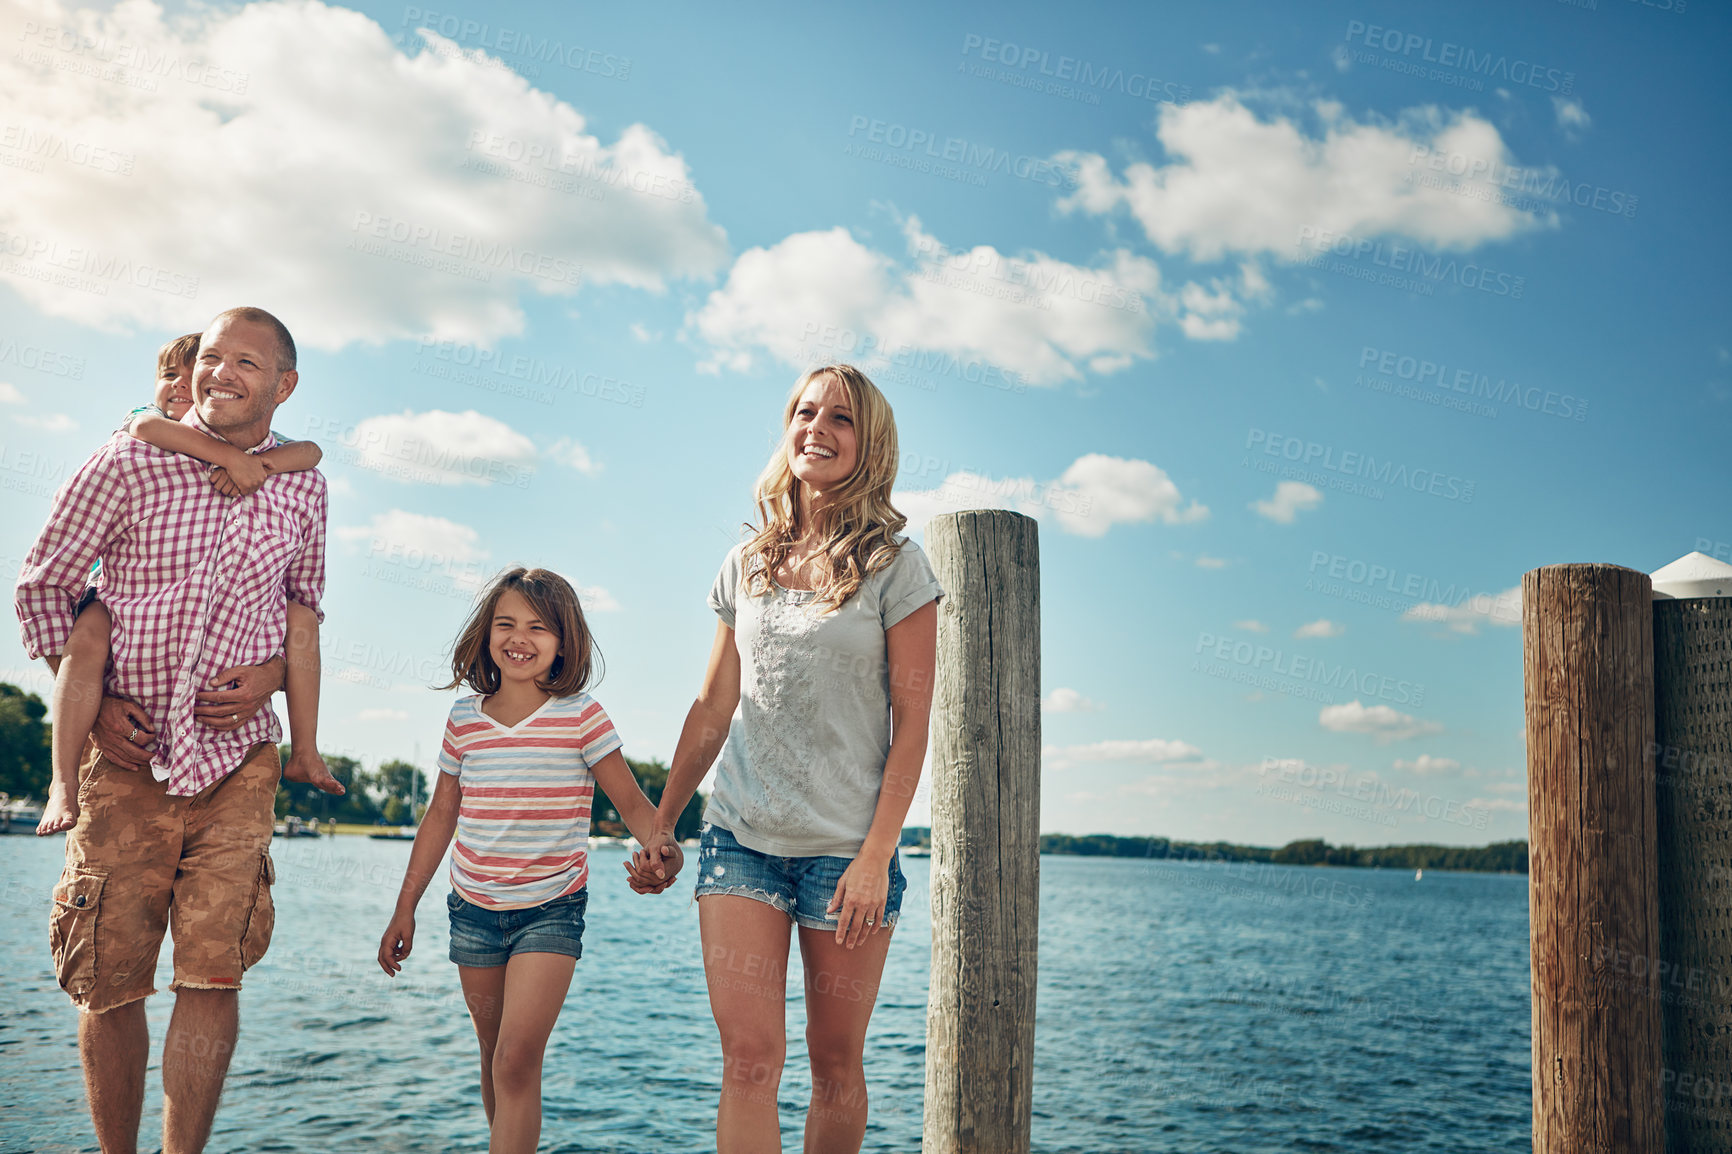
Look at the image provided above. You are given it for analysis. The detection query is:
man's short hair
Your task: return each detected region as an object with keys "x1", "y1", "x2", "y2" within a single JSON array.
[
  {"x1": 156, "y1": 333, "x2": 201, "y2": 376},
  {"x1": 209, "y1": 307, "x2": 296, "y2": 373}
]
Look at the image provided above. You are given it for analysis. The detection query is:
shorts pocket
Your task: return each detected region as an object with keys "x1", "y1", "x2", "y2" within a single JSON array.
[
  {"x1": 238, "y1": 852, "x2": 275, "y2": 970},
  {"x1": 50, "y1": 867, "x2": 107, "y2": 998}
]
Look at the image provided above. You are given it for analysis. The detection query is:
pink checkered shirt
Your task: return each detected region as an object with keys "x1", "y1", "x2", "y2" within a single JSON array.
[{"x1": 15, "y1": 415, "x2": 327, "y2": 796}]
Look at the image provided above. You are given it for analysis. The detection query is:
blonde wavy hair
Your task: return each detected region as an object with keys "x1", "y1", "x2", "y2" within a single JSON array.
[{"x1": 742, "y1": 364, "x2": 906, "y2": 613}]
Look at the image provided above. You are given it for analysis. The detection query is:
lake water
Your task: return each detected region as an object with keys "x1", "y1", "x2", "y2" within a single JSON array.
[{"x1": 0, "y1": 836, "x2": 1532, "y2": 1152}]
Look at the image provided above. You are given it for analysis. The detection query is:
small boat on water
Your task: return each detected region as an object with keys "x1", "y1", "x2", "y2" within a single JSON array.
[
  {"x1": 0, "y1": 797, "x2": 44, "y2": 834},
  {"x1": 903, "y1": 845, "x2": 932, "y2": 858},
  {"x1": 1415, "y1": 868, "x2": 1424, "y2": 881},
  {"x1": 273, "y1": 815, "x2": 325, "y2": 838},
  {"x1": 368, "y1": 826, "x2": 416, "y2": 841}
]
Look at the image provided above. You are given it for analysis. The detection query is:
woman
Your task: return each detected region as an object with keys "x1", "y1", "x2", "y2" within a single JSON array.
[{"x1": 636, "y1": 363, "x2": 941, "y2": 1153}]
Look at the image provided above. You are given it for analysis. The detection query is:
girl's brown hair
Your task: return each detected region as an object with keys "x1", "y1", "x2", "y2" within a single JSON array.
[
  {"x1": 440, "y1": 567, "x2": 601, "y2": 697},
  {"x1": 742, "y1": 364, "x2": 906, "y2": 613}
]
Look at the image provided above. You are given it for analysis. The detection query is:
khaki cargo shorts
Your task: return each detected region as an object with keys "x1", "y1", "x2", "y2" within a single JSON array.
[{"x1": 50, "y1": 740, "x2": 281, "y2": 1013}]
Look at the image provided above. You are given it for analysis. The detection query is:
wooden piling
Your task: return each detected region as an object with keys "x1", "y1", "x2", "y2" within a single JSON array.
[
  {"x1": 922, "y1": 510, "x2": 1041, "y2": 1154},
  {"x1": 1523, "y1": 563, "x2": 1661, "y2": 1154},
  {"x1": 1653, "y1": 591, "x2": 1732, "y2": 1152}
]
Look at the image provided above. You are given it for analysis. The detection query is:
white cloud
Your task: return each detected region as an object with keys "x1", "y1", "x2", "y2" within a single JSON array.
[
  {"x1": 1402, "y1": 585, "x2": 1521, "y2": 634},
  {"x1": 1233, "y1": 619, "x2": 1269, "y2": 633},
  {"x1": 335, "y1": 508, "x2": 489, "y2": 584},
  {"x1": 1047, "y1": 738, "x2": 1204, "y2": 766},
  {"x1": 1195, "y1": 555, "x2": 1227, "y2": 569},
  {"x1": 547, "y1": 436, "x2": 601, "y2": 476},
  {"x1": 14, "y1": 412, "x2": 77, "y2": 432},
  {"x1": 347, "y1": 410, "x2": 537, "y2": 486},
  {"x1": 1250, "y1": 480, "x2": 1321, "y2": 523},
  {"x1": 1553, "y1": 97, "x2": 1591, "y2": 137},
  {"x1": 1393, "y1": 755, "x2": 1460, "y2": 775},
  {"x1": 579, "y1": 585, "x2": 620, "y2": 612},
  {"x1": 0, "y1": 0, "x2": 727, "y2": 348},
  {"x1": 358, "y1": 708, "x2": 410, "y2": 722},
  {"x1": 1043, "y1": 687, "x2": 1104, "y2": 713},
  {"x1": 1056, "y1": 93, "x2": 1550, "y2": 263},
  {"x1": 690, "y1": 216, "x2": 1255, "y2": 386},
  {"x1": 1294, "y1": 618, "x2": 1344, "y2": 639},
  {"x1": 895, "y1": 453, "x2": 1206, "y2": 537},
  {"x1": 1319, "y1": 700, "x2": 1443, "y2": 743},
  {"x1": 0, "y1": 383, "x2": 23, "y2": 404}
]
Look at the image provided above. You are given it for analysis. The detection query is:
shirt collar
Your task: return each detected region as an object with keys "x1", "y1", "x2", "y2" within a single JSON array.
[{"x1": 184, "y1": 408, "x2": 278, "y2": 454}]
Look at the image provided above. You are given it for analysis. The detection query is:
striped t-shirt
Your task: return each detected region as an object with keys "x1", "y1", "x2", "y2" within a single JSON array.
[{"x1": 437, "y1": 691, "x2": 621, "y2": 909}]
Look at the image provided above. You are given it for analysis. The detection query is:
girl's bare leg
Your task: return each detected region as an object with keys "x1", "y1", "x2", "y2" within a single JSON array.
[
  {"x1": 458, "y1": 964, "x2": 508, "y2": 1127},
  {"x1": 701, "y1": 895, "x2": 795, "y2": 1154},
  {"x1": 41, "y1": 602, "x2": 112, "y2": 834},
  {"x1": 486, "y1": 952, "x2": 576, "y2": 1154}
]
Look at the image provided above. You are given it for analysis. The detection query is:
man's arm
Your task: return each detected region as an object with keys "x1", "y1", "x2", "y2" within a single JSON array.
[{"x1": 15, "y1": 440, "x2": 127, "y2": 662}]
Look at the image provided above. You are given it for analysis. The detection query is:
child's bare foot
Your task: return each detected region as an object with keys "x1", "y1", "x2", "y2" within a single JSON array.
[
  {"x1": 284, "y1": 750, "x2": 346, "y2": 795},
  {"x1": 37, "y1": 785, "x2": 78, "y2": 835}
]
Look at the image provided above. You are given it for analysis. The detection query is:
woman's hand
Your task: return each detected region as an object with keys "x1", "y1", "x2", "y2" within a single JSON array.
[
  {"x1": 625, "y1": 837, "x2": 684, "y2": 894},
  {"x1": 378, "y1": 911, "x2": 415, "y2": 976},
  {"x1": 827, "y1": 851, "x2": 892, "y2": 949}
]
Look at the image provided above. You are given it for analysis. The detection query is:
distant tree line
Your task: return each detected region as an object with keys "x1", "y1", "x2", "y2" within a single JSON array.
[
  {"x1": 277, "y1": 748, "x2": 705, "y2": 838},
  {"x1": 0, "y1": 683, "x2": 703, "y2": 839},
  {"x1": 902, "y1": 827, "x2": 1529, "y2": 874}
]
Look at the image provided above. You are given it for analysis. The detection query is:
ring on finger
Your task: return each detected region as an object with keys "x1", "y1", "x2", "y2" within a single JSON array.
[{"x1": 127, "y1": 726, "x2": 138, "y2": 741}]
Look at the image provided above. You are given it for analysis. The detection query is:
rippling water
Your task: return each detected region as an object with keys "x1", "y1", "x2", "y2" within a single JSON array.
[{"x1": 0, "y1": 836, "x2": 1531, "y2": 1152}]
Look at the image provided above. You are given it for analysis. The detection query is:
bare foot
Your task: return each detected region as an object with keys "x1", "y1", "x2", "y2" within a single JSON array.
[
  {"x1": 284, "y1": 751, "x2": 346, "y2": 795},
  {"x1": 37, "y1": 785, "x2": 77, "y2": 835}
]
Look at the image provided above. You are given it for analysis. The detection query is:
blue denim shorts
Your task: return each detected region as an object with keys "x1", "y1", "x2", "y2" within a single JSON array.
[
  {"x1": 446, "y1": 888, "x2": 587, "y2": 967},
  {"x1": 692, "y1": 823, "x2": 907, "y2": 931}
]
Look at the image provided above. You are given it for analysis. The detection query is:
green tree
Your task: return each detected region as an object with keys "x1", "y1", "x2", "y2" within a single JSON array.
[
  {"x1": 275, "y1": 748, "x2": 382, "y2": 824},
  {"x1": 591, "y1": 756, "x2": 705, "y2": 840},
  {"x1": 377, "y1": 759, "x2": 428, "y2": 807},
  {"x1": 0, "y1": 682, "x2": 52, "y2": 800}
]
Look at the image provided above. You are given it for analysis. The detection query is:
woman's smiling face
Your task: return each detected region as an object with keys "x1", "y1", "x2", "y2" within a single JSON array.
[
  {"x1": 489, "y1": 588, "x2": 560, "y2": 685},
  {"x1": 784, "y1": 372, "x2": 859, "y2": 492}
]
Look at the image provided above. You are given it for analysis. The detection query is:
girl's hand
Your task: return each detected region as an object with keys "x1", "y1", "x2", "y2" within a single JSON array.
[
  {"x1": 625, "y1": 841, "x2": 684, "y2": 894},
  {"x1": 827, "y1": 852, "x2": 891, "y2": 949},
  {"x1": 378, "y1": 912, "x2": 415, "y2": 976}
]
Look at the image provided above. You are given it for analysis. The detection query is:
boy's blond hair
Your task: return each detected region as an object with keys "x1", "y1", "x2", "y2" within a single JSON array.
[{"x1": 156, "y1": 332, "x2": 201, "y2": 376}]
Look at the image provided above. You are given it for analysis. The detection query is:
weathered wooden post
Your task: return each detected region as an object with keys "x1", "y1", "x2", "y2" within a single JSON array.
[
  {"x1": 1651, "y1": 552, "x2": 1732, "y2": 1151},
  {"x1": 922, "y1": 509, "x2": 1041, "y2": 1154},
  {"x1": 1523, "y1": 563, "x2": 1662, "y2": 1154}
]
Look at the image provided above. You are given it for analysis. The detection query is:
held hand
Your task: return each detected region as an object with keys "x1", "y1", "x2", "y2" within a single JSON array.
[
  {"x1": 826, "y1": 853, "x2": 891, "y2": 950},
  {"x1": 193, "y1": 657, "x2": 285, "y2": 730},
  {"x1": 378, "y1": 912, "x2": 415, "y2": 976},
  {"x1": 624, "y1": 839, "x2": 684, "y2": 895},
  {"x1": 284, "y1": 747, "x2": 345, "y2": 795},
  {"x1": 210, "y1": 451, "x2": 269, "y2": 497},
  {"x1": 91, "y1": 695, "x2": 154, "y2": 770}
]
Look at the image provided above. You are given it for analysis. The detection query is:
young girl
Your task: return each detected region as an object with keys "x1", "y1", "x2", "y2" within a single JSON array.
[
  {"x1": 37, "y1": 332, "x2": 332, "y2": 835},
  {"x1": 377, "y1": 566, "x2": 683, "y2": 1154},
  {"x1": 632, "y1": 364, "x2": 942, "y2": 1153}
]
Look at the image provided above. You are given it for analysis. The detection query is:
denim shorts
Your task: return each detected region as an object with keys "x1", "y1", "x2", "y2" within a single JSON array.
[
  {"x1": 446, "y1": 887, "x2": 587, "y2": 967},
  {"x1": 691, "y1": 823, "x2": 906, "y2": 931}
]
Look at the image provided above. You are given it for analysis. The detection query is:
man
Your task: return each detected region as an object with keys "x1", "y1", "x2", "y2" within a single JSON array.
[{"x1": 15, "y1": 307, "x2": 336, "y2": 1154}]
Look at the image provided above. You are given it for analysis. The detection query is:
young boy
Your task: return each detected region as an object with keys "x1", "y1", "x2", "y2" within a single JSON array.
[{"x1": 37, "y1": 333, "x2": 340, "y2": 834}]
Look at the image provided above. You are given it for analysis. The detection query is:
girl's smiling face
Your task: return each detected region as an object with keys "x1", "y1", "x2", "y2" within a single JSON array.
[
  {"x1": 154, "y1": 362, "x2": 193, "y2": 421},
  {"x1": 488, "y1": 589, "x2": 560, "y2": 686},
  {"x1": 784, "y1": 373, "x2": 859, "y2": 491}
]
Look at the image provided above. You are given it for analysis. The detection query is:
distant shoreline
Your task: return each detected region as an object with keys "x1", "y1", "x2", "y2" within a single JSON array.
[{"x1": 899, "y1": 828, "x2": 1528, "y2": 874}]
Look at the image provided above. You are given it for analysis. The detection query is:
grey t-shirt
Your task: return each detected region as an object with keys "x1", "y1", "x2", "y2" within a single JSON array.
[{"x1": 704, "y1": 536, "x2": 944, "y2": 857}]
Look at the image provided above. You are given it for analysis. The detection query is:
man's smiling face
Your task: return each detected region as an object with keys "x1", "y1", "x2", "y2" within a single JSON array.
[{"x1": 192, "y1": 316, "x2": 293, "y2": 440}]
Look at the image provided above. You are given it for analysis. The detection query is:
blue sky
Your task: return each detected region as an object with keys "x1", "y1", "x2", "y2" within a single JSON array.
[{"x1": 1, "y1": 0, "x2": 1725, "y2": 846}]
